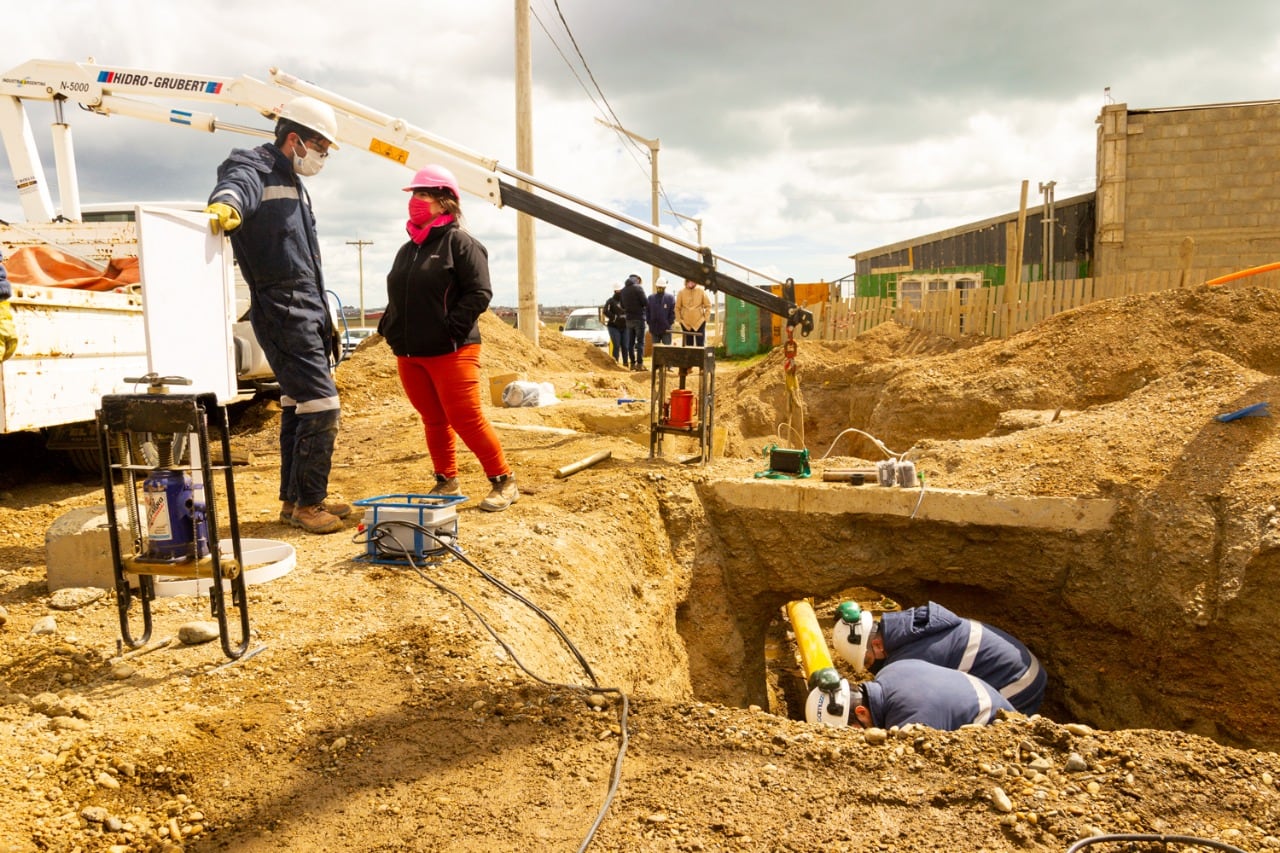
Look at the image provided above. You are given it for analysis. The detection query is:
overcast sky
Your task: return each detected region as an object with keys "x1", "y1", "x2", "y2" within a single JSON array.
[{"x1": 3, "y1": 1, "x2": 1280, "y2": 312}]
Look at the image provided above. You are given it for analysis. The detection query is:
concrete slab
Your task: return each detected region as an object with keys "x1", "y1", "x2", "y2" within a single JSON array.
[
  {"x1": 707, "y1": 479, "x2": 1115, "y2": 532},
  {"x1": 45, "y1": 506, "x2": 115, "y2": 591}
]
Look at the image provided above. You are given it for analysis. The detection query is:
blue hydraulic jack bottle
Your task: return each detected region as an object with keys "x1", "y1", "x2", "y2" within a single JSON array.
[{"x1": 142, "y1": 467, "x2": 208, "y2": 562}]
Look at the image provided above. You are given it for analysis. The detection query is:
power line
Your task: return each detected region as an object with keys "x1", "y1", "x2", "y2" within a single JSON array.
[{"x1": 533, "y1": 1, "x2": 695, "y2": 232}]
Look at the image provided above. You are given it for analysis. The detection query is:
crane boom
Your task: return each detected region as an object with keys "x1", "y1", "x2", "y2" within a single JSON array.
[{"x1": 0, "y1": 58, "x2": 813, "y2": 332}]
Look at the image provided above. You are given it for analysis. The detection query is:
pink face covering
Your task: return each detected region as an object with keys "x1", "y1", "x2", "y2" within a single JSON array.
[
  {"x1": 408, "y1": 196, "x2": 434, "y2": 226},
  {"x1": 406, "y1": 197, "x2": 454, "y2": 243}
]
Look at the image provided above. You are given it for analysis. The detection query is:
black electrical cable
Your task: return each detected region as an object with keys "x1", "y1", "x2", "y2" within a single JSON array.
[
  {"x1": 1066, "y1": 833, "x2": 1248, "y2": 852},
  {"x1": 352, "y1": 520, "x2": 630, "y2": 853}
]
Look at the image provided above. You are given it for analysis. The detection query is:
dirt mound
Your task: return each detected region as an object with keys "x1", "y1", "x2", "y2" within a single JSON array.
[
  {"x1": 5, "y1": 283, "x2": 1280, "y2": 851},
  {"x1": 715, "y1": 284, "x2": 1280, "y2": 459}
]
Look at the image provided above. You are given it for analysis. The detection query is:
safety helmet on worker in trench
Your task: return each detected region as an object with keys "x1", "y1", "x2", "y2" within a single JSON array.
[
  {"x1": 403, "y1": 164, "x2": 461, "y2": 200},
  {"x1": 277, "y1": 96, "x2": 340, "y2": 147},
  {"x1": 831, "y1": 601, "x2": 875, "y2": 674},
  {"x1": 804, "y1": 679, "x2": 852, "y2": 728}
]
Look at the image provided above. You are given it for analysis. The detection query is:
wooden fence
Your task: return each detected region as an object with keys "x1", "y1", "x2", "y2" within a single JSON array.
[{"x1": 806, "y1": 268, "x2": 1280, "y2": 341}]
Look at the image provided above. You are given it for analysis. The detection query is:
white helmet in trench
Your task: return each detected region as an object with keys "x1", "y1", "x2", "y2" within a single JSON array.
[
  {"x1": 832, "y1": 601, "x2": 874, "y2": 674},
  {"x1": 278, "y1": 96, "x2": 340, "y2": 148}
]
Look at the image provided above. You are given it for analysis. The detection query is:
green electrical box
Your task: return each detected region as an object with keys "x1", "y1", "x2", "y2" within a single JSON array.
[{"x1": 724, "y1": 297, "x2": 760, "y2": 357}]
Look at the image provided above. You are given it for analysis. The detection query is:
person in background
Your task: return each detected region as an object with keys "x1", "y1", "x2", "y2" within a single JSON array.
[
  {"x1": 850, "y1": 658, "x2": 1014, "y2": 731},
  {"x1": 833, "y1": 600, "x2": 1045, "y2": 715},
  {"x1": 602, "y1": 284, "x2": 627, "y2": 364},
  {"x1": 0, "y1": 253, "x2": 16, "y2": 361},
  {"x1": 206, "y1": 96, "x2": 350, "y2": 535},
  {"x1": 619, "y1": 273, "x2": 647, "y2": 369},
  {"x1": 676, "y1": 277, "x2": 712, "y2": 347},
  {"x1": 645, "y1": 280, "x2": 676, "y2": 346},
  {"x1": 378, "y1": 165, "x2": 518, "y2": 513}
]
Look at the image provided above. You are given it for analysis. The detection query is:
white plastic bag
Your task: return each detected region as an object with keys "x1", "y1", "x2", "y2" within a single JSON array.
[{"x1": 502, "y1": 380, "x2": 559, "y2": 407}]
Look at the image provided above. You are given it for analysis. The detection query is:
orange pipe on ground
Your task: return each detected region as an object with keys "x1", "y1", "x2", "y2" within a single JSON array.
[{"x1": 1205, "y1": 262, "x2": 1280, "y2": 286}]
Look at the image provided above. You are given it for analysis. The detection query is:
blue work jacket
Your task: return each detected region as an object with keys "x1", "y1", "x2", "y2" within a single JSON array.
[{"x1": 875, "y1": 601, "x2": 1045, "y2": 715}]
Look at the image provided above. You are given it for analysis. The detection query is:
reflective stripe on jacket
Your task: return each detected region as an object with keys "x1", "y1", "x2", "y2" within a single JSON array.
[
  {"x1": 875, "y1": 602, "x2": 1045, "y2": 715},
  {"x1": 863, "y1": 658, "x2": 1013, "y2": 730}
]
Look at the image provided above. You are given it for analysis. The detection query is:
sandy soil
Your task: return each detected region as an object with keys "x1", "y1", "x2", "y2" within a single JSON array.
[{"x1": 3, "y1": 288, "x2": 1280, "y2": 852}]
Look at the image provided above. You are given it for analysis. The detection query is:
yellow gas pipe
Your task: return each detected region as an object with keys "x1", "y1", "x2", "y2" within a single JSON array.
[{"x1": 785, "y1": 599, "x2": 842, "y2": 693}]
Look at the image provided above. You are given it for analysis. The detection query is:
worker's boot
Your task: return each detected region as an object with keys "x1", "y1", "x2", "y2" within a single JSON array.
[
  {"x1": 291, "y1": 504, "x2": 344, "y2": 535},
  {"x1": 280, "y1": 499, "x2": 352, "y2": 524},
  {"x1": 429, "y1": 474, "x2": 461, "y2": 496},
  {"x1": 480, "y1": 473, "x2": 518, "y2": 512}
]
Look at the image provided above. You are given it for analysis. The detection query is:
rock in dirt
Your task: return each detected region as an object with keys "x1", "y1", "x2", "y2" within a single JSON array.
[
  {"x1": 178, "y1": 621, "x2": 220, "y2": 645},
  {"x1": 49, "y1": 587, "x2": 105, "y2": 610}
]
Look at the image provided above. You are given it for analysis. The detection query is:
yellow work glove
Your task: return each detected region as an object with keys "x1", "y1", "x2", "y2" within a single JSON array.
[
  {"x1": 205, "y1": 202, "x2": 242, "y2": 234},
  {"x1": 0, "y1": 300, "x2": 17, "y2": 361}
]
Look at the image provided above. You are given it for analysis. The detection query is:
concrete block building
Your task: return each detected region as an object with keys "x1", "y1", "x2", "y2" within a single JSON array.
[{"x1": 853, "y1": 98, "x2": 1280, "y2": 301}]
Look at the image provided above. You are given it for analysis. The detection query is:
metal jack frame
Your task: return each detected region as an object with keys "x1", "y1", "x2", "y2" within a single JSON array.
[
  {"x1": 648, "y1": 345, "x2": 716, "y2": 464},
  {"x1": 96, "y1": 377, "x2": 250, "y2": 659}
]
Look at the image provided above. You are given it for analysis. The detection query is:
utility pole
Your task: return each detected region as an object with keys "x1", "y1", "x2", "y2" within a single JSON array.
[
  {"x1": 346, "y1": 239, "x2": 373, "y2": 326},
  {"x1": 514, "y1": 0, "x2": 538, "y2": 344},
  {"x1": 671, "y1": 211, "x2": 703, "y2": 246},
  {"x1": 1039, "y1": 180, "x2": 1056, "y2": 283},
  {"x1": 596, "y1": 118, "x2": 660, "y2": 287}
]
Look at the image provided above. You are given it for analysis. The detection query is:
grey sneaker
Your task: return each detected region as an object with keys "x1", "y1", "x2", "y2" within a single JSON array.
[
  {"x1": 480, "y1": 474, "x2": 518, "y2": 512},
  {"x1": 429, "y1": 474, "x2": 461, "y2": 496}
]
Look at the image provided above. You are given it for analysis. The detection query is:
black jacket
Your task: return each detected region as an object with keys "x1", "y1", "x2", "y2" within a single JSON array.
[
  {"x1": 602, "y1": 293, "x2": 626, "y2": 328},
  {"x1": 379, "y1": 222, "x2": 492, "y2": 357},
  {"x1": 620, "y1": 280, "x2": 647, "y2": 321}
]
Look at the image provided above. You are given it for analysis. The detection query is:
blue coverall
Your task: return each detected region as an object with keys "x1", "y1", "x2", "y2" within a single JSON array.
[
  {"x1": 862, "y1": 658, "x2": 1014, "y2": 730},
  {"x1": 209, "y1": 143, "x2": 339, "y2": 508},
  {"x1": 874, "y1": 601, "x2": 1045, "y2": 715}
]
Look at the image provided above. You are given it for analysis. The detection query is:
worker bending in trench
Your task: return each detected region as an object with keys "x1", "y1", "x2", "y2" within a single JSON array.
[
  {"x1": 848, "y1": 658, "x2": 1015, "y2": 730},
  {"x1": 833, "y1": 600, "x2": 1045, "y2": 715}
]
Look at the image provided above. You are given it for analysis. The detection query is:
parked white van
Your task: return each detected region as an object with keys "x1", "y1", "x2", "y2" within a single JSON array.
[{"x1": 559, "y1": 307, "x2": 609, "y2": 348}]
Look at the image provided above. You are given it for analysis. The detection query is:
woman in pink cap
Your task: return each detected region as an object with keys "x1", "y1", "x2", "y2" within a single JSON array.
[{"x1": 377, "y1": 165, "x2": 518, "y2": 512}]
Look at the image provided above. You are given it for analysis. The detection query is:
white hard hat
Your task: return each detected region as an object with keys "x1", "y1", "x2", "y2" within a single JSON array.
[
  {"x1": 804, "y1": 679, "x2": 851, "y2": 728},
  {"x1": 278, "y1": 96, "x2": 340, "y2": 148},
  {"x1": 832, "y1": 601, "x2": 874, "y2": 674}
]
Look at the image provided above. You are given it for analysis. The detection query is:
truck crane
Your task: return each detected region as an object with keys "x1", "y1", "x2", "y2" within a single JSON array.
[
  {"x1": 0, "y1": 58, "x2": 815, "y2": 452},
  {"x1": 1, "y1": 59, "x2": 816, "y2": 325}
]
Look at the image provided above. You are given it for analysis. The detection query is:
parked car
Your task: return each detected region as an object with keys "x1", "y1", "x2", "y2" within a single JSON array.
[
  {"x1": 559, "y1": 307, "x2": 609, "y2": 348},
  {"x1": 342, "y1": 327, "x2": 375, "y2": 357}
]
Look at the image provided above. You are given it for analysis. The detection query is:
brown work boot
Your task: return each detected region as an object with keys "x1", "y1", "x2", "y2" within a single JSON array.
[
  {"x1": 480, "y1": 474, "x2": 518, "y2": 512},
  {"x1": 291, "y1": 504, "x2": 344, "y2": 534},
  {"x1": 429, "y1": 474, "x2": 461, "y2": 496},
  {"x1": 281, "y1": 499, "x2": 352, "y2": 524}
]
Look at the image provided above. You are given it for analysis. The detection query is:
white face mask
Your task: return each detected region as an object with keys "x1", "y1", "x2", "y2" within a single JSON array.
[{"x1": 292, "y1": 140, "x2": 327, "y2": 177}]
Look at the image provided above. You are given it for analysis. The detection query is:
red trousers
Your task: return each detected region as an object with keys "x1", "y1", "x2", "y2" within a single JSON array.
[{"x1": 395, "y1": 344, "x2": 510, "y2": 480}]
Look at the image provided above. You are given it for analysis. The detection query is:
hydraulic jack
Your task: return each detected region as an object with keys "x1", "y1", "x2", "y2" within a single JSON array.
[{"x1": 96, "y1": 376, "x2": 250, "y2": 659}]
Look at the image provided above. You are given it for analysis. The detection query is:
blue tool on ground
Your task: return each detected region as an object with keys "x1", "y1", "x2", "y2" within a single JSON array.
[{"x1": 1215, "y1": 402, "x2": 1271, "y2": 423}]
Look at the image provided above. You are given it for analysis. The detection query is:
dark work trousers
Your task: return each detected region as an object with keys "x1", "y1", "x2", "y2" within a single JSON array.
[
  {"x1": 624, "y1": 317, "x2": 646, "y2": 366},
  {"x1": 681, "y1": 322, "x2": 707, "y2": 347},
  {"x1": 607, "y1": 325, "x2": 625, "y2": 362},
  {"x1": 279, "y1": 407, "x2": 340, "y2": 507},
  {"x1": 250, "y1": 280, "x2": 341, "y2": 507}
]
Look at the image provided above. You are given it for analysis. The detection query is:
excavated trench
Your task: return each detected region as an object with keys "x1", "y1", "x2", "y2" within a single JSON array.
[{"x1": 669, "y1": 476, "x2": 1280, "y2": 752}]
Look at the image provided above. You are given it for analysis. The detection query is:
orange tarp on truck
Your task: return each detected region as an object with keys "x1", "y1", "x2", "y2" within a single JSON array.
[{"x1": 5, "y1": 245, "x2": 139, "y2": 291}]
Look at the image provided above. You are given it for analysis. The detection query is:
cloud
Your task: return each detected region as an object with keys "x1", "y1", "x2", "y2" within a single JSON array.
[{"x1": 2, "y1": 1, "x2": 1279, "y2": 310}]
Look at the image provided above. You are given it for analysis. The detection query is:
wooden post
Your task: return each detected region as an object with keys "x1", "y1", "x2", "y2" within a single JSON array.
[
  {"x1": 1008, "y1": 180, "x2": 1029, "y2": 305},
  {"x1": 555, "y1": 450, "x2": 612, "y2": 479},
  {"x1": 1178, "y1": 237, "x2": 1196, "y2": 288}
]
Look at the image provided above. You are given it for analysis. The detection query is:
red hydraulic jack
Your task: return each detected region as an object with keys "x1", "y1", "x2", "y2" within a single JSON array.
[{"x1": 649, "y1": 344, "x2": 715, "y2": 464}]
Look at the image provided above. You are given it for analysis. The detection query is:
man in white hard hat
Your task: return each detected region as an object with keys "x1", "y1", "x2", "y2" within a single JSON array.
[
  {"x1": 205, "y1": 96, "x2": 350, "y2": 534},
  {"x1": 832, "y1": 601, "x2": 1046, "y2": 715}
]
